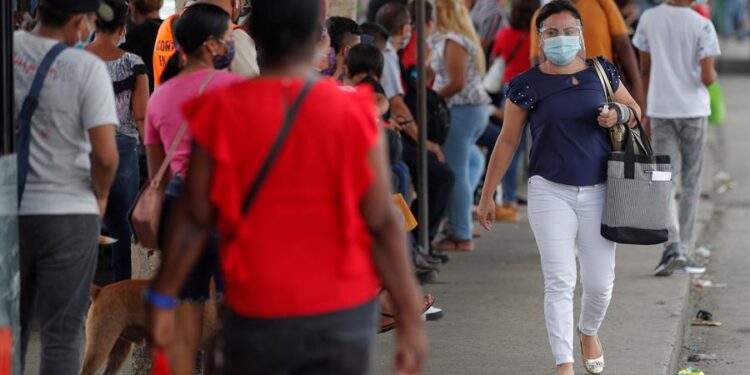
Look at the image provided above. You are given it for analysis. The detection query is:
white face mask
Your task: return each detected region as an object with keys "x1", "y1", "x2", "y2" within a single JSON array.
[{"x1": 693, "y1": 0, "x2": 708, "y2": 4}]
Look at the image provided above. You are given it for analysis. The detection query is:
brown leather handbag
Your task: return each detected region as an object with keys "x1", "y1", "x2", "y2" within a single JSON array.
[{"x1": 129, "y1": 71, "x2": 217, "y2": 249}]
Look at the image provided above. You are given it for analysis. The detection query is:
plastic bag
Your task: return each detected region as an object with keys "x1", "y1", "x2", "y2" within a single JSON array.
[{"x1": 708, "y1": 81, "x2": 726, "y2": 125}]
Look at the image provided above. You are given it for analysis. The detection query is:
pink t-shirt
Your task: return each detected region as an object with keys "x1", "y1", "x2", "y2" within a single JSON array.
[{"x1": 145, "y1": 69, "x2": 243, "y2": 176}]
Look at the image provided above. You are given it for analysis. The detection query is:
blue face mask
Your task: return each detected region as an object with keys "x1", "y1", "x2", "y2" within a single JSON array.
[
  {"x1": 213, "y1": 39, "x2": 236, "y2": 70},
  {"x1": 74, "y1": 17, "x2": 95, "y2": 49},
  {"x1": 543, "y1": 35, "x2": 582, "y2": 66}
]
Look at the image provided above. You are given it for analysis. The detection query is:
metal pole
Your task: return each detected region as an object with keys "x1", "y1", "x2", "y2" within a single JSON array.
[
  {"x1": 415, "y1": 0, "x2": 429, "y2": 252},
  {"x1": 2, "y1": 0, "x2": 13, "y2": 154}
]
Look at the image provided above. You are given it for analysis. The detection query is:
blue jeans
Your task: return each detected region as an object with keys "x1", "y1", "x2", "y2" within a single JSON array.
[
  {"x1": 443, "y1": 105, "x2": 489, "y2": 240},
  {"x1": 469, "y1": 145, "x2": 485, "y2": 195},
  {"x1": 720, "y1": 0, "x2": 749, "y2": 39},
  {"x1": 104, "y1": 133, "x2": 140, "y2": 281},
  {"x1": 502, "y1": 130, "x2": 526, "y2": 204},
  {"x1": 391, "y1": 160, "x2": 411, "y2": 201}
]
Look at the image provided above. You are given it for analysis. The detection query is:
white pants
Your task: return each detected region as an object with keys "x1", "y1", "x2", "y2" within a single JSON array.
[{"x1": 527, "y1": 176, "x2": 617, "y2": 365}]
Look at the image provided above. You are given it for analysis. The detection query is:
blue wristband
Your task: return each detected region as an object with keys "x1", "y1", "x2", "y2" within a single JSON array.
[{"x1": 144, "y1": 288, "x2": 177, "y2": 309}]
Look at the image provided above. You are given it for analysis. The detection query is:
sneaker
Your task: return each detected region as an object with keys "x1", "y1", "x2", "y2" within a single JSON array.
[
  {"x1": 416, "y1": 269, "x2": 439, "y2": 284},
  {"x1": 424, "y1": 306, "x2": 444, "y2": 321},
  {"x1": 653, "y1": 244, "x2": 686, "y2": 276},
  {"x1": 680, "y1": 256, "x2": 707, "y2": 274}
]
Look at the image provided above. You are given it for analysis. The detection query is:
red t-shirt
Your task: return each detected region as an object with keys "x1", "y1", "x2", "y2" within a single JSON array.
[
  {"x1": 184, "y1": 79, "x2": 381, "y2": 318},
  {"x1": 491, "y1": 27, "x2": 532, "y2": 85}
]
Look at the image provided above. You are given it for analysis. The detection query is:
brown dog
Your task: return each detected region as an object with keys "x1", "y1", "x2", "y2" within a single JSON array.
[{"x1": 81, "y1": 280, "x2": 218, "y2": 375}]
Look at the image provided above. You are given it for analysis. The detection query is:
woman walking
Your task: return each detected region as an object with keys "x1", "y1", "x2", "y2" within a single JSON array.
[
  {"x1": 477, "y1": 1, "x2": 641, "y2": 374},
  {"x1": 143, "y1": 4, "x2": 243, "y2": 373},
  {"x1": 146, "y1": 0, "x2": 426, "y2": 374},
  {"x1": 431, "y1": 0, "x2": 491, "y2": 252},
  {"x1": 86, "y1": 0, "x2": 149, "y2": 282}
]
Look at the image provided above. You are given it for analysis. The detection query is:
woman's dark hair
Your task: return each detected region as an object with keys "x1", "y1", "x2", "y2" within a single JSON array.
[
  {"x1": 535, "y1": 0, "x2": 582, "y2": 31},
  {"x1": 327, "y1": 16, "x2": 361, "y2": 54},
  {"x1": 160, "y1": 3, "x2": 230, "y2": 83},
  {"x1": 510, "y1": 0, "x2": 540, "y2": 30},
  {"x1": 131, "y1": 0, "x2": 164, "y2": 15},
  {"x1": 96, "y1": 0, "x2": 129, "y2": 33},
  {"x1": 250, "y1": 0, "x2": 320, "y2": 68},
  {"x1": 345, "y1": 44, "x2": 385, "y2": 79},
  {"x1": 408, "y1": 0, "x2": 433, "y2": 26}
]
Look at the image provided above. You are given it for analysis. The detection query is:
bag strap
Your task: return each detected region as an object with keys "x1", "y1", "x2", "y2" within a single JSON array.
[
  {"x1": 241, "y1": 77, "x2": 316, "y2": 215},
  {"x1": 151, "y1": 70, "x2": 218, "y2": 188},
  {"x1": 505, "y1": 34, "x2": 528, "y2": 65},
  {"x1": 16, "y1": 42, "x2": 67, "y2": 207},
  {"x1": 592, "y1": 58, "x2": 614, "y2": 102}
]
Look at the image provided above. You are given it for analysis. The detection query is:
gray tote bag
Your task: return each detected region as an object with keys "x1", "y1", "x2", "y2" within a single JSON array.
[{"x1": 601, "y1": 120, "x2": 672, "y2": 245}]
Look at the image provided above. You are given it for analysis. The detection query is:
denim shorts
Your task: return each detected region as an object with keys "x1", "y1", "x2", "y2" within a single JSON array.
[{"x1": 160, "y1": 176, "x2": 224, "y2": 301}]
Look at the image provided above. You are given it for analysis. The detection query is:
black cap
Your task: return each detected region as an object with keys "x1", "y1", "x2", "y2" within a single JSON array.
[{"x1": 39, "y1": 0, "x2": 103, "y2": 14}]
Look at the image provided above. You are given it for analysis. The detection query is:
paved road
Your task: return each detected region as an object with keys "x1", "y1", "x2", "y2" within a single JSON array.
[{"x1": 677, "y1": 75, "x2": 750, "y2": 374}]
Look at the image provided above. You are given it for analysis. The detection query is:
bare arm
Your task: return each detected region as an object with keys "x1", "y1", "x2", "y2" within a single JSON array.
[
  {"x1": 612, "y1": 34, "x2": 646, "y2": 111},
  {"x1": 638, "y1": 50, "x2": 652, "y2": 136},
  {"x1": 145, "y1": 144, "x2": 172, "y2": 191},
  {"x1": 150, "y1": 142, "x2": 215, "y2": 296},
  {"x1": 131, "y1": 74, "x2": 150, "y2": 138},
  {"x1": 360, "y1": 132, "x2": 426, "y2": 374},
  {"x1": 89, "y1": 125, "x2": 119, "y2": 215},
  {"x1": 700, "y1": 56, "x2": 716, "y2": 86},
  {"x1": 436, "y1": 40, "x2": 468, "y2": 99}
]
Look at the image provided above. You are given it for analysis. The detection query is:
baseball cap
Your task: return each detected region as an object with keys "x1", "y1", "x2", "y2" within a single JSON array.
[{"x1": 39, "y1": 0, "x2": 102, "y2": 14}]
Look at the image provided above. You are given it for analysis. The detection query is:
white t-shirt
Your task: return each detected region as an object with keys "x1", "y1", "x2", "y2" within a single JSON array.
[
  {"x1": 380, "y1": 41, "x2": 405, "y2": 99},
  {"x1": 13, "y1": 32, "x2": 118, "y2": 216},
  {"x1": 632, "y1": 4, "x2": 720, "y2": 119}
]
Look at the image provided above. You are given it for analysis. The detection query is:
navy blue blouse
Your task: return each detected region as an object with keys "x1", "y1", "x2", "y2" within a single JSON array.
[{"x1": 506, "y1": 57, "x2": 620, "y2": 186}]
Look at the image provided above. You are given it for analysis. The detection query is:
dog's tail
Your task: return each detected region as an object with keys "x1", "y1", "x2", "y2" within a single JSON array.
[{"x1": 90, "y1": 284, "x2": 102, "y2": 302}]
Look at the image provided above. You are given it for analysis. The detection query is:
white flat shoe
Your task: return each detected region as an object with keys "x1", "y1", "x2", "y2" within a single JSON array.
[{"x1": 578, "y1": 329, "x2": 605, "y2": 374}]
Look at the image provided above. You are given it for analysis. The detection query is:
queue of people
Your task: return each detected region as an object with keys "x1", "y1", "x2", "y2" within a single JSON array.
[{"x1": 12, "y1": 0, "x2": 720, "y2": 373}]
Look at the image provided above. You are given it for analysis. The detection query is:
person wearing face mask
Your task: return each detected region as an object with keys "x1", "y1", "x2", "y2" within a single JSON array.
[
  {"x1": 323, "y1": 16, "x2": 362, "y2": 80},
  {"x1": 632, "y1": 0, "x2": 719, "y2": 277},
  {"x1": 430, "y1": 0, "x2": 491, "y2": 252},
  {"x1": 14, "y1": 0, "x2": 120, "y2": 373},
  {"x1": 376, "y1": 3, "x2": 457, "y2": 264},
  {"x1": 86, "y1": 0, "x2": 149, "y2": 283},
  {"x1": 143, "y1": 4, "x2": 243, "y2": 373},
  {"x1": 477, "y1": 2, "x2": 641, "y2": 374},
  {"x1": 147, "y1": 0, "x2": 427, "y2": 373},
  {"x1": 152, "y1": 0, "x2": 258, "y2": 87},
  {"x1": 313, "y1": 24, "x2": 332, "y2": 72}
]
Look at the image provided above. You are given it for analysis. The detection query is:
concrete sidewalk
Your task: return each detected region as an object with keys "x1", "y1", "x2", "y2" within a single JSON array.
[
  {"x1": 373, "y1": 205, "x2": 712, "y2": 375},
  {"x1": 372, "y1": 120, "x2": 725, "y2": 375}
]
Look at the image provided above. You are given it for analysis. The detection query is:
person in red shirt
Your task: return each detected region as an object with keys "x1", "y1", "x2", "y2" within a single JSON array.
[
  {"x1": 487, "y1": 0, "x2": 539, "y2": 222},
  {"x1": 146, "y1": 0, "x2": 426, "y2": 373}
]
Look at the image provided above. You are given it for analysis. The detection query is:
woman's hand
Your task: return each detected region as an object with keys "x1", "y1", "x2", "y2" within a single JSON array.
[
  {"x1": 426, "y1": 141, "x2": 445, "y2": 163},
  {"x1": 147, "y1": 304, "x2": 176, "y2": 349},
  {"x1": 477, "y1": 195, "x2": 495, "y2": 231},
  {"x1": 597, "y1": 105, "x2": 618, "y2": 129}
]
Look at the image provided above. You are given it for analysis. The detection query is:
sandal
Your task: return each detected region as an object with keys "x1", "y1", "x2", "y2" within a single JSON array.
[
  {"x1": 379, "y1": 293, "x2": 436, "y2": 334},
  {"x1": 434, "y1": 237, "x2": 475, "y2": 252}
]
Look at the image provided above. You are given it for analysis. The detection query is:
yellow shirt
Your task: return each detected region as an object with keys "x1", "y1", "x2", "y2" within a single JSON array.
[{"x1": 530, "y1": 0, "x2": 629, "y2": 61}]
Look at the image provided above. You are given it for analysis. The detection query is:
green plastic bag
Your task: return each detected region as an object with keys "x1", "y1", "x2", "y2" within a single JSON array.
[{"x1": 709, "y1": 81, "x2": 726, "y2": 125}]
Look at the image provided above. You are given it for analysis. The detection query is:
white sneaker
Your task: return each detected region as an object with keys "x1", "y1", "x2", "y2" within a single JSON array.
[{"x1": 424, "y1": 306, "x2": 444, "y2": 321}]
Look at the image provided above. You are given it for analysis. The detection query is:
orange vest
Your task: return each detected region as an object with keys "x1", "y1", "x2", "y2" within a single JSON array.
[
  {"x1": 152, "y1": 14, "x2": 179, "y2": 87},
  {"x1": 152, "y1": 13, "x2": 243, "y2": 87}
]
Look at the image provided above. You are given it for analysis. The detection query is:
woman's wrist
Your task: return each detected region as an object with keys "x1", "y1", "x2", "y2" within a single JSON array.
[{"x1": 144, "y1": 288, "x2": 177, "y2": 310}]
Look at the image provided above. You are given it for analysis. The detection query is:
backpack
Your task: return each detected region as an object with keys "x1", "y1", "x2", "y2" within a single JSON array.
[{"x1": 401, "y1": 66, "x2": 451, "y2": 145}]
